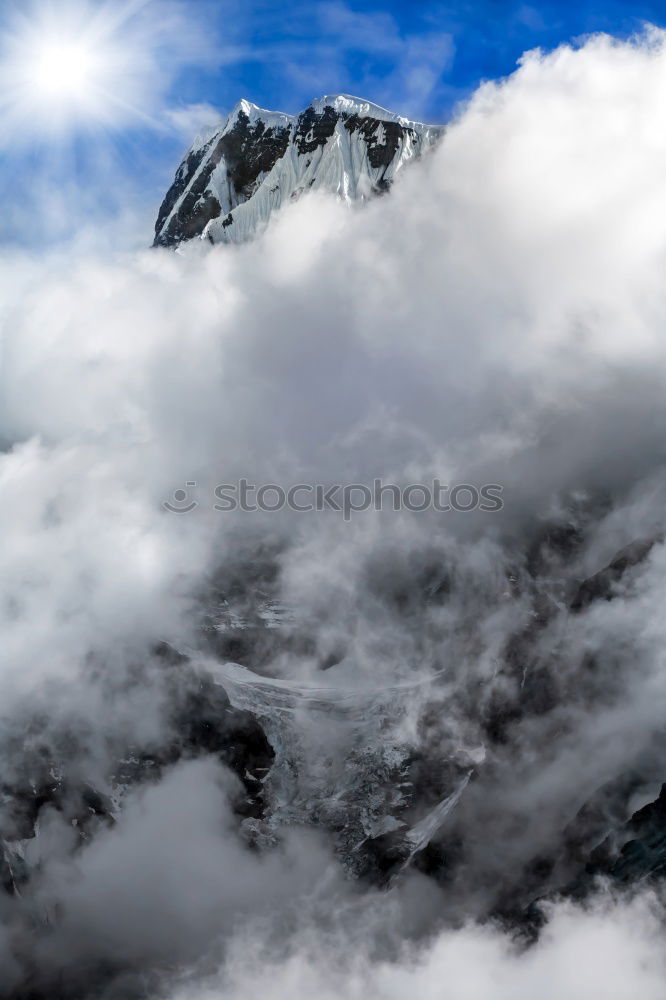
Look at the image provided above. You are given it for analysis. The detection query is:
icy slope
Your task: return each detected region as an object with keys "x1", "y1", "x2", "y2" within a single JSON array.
[
  {"x1": 154, "y1": 94, "x2": 444, "y2": 247},
  {"x1": 204, "y1": 657, "x2": 476, "y2": 879}
]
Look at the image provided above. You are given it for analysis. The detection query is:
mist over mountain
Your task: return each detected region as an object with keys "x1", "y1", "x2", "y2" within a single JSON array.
[{"x1": 4, "y1": 28, "x2": 666, "y2": 1000}]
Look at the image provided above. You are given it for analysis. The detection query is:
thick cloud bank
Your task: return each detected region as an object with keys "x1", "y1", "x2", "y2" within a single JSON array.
[{"x1": 3, "y1": 27, "x2": 666, "y2": 999}]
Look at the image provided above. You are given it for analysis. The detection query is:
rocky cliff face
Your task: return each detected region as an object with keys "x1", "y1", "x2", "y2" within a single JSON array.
[
  {"x1": 5, "y1": 506, "x2": 666, "y2": 997},
  {"x1": 154, "y1": 95, "x2": 444, "y2": 247}
]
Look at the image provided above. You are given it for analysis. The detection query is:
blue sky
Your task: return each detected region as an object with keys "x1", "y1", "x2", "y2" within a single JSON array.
[{"x1": 1, "y1": 0, "x2": 665, "y2": 248}]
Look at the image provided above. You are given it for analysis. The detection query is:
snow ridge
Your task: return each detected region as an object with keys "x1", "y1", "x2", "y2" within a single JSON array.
[{"x1": 154, "y1": 94, "x2": 444, "y2": 247}]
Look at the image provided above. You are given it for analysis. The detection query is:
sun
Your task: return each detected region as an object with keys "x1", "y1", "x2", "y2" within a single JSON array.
[
  {"x1": 2, "y1": 11, "x2": 115, "y2": 135},
  {"x1": 32, "y1": 40, "x2": 98, "y2": 102},
  {"x1": 0, "y1": 1, "x2": 164, "y2": 141},
  {"x1": 0, "y1": 0, "x2": 209, "y2": 145}
]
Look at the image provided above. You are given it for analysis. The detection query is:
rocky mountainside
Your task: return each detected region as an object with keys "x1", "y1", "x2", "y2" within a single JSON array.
[
  {"x1": 3, "y1": 493, "x2": 666, "y2": 998},
  {"x1": 153, "y1": 95, "x2": 444, "y2": 247}
]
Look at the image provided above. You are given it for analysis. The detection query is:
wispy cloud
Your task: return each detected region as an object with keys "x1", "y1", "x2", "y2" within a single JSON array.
[{"x1": 163, "y1": 102, "x2": 223, "y2": 140}]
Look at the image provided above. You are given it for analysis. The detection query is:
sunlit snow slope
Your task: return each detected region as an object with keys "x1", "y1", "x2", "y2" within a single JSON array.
[{"x1": 154, "y1": 95, "x2": 444, "y2": 246}]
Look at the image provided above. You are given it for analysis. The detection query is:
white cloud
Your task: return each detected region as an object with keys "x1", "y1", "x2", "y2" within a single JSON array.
[
  {"x1": 164, "y1": 102, "x2": 224, "y2": 140},
  {"x1": 171, "y1": 892, "x2": 666, "y2": 1000},
  {"x1": 3, "y1": 26, "x2": 666, "y2": 997}
]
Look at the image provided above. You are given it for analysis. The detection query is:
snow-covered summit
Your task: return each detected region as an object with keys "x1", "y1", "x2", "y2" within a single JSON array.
[
  {"x1": 154, "y1": 94, "x2": 444, "y2": 247},
  {"x1": 224, "y1": 98, "x2": 294, "y2": 131},
  {"x1": 310, "y1": 93, "x2": 433, "y2": 127}
]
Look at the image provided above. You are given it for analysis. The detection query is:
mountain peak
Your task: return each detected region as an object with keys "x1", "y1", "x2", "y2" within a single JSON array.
[
  {"x1": 224, "y1": 98, "x2": 293, "y2": 129},
  {"x1": 154, "y1": 95, "x2": 444, "y2": 248},
  {"x1": 310, "y1": 93, "x2": 430, "y2": 127}
]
